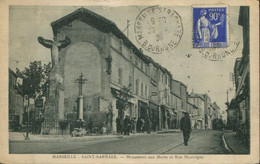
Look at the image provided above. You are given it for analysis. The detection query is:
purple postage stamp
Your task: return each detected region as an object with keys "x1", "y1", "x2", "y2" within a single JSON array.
[{"x1": 193, "y1": 7, "x2": 227, "y2": 48}]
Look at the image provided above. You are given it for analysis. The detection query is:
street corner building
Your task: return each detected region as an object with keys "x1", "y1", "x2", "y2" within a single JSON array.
[{"x1": 38, "y1": 7, "x2": 170, "y2": 134}]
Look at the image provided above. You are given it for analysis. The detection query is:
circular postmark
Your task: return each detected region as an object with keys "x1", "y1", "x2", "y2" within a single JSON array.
[{"x1": 134, "y1": 6, "x2": 183, "y2": 54}]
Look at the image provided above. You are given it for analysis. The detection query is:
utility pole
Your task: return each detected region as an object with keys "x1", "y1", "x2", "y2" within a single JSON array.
[{"x1": 75, "y1": 73, "x2": 87, "y2": 120}]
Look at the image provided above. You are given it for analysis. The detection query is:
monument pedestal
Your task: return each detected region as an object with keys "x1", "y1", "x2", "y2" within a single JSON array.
[
  {"x1": 42, "y1": 68, "x2": 66, "y2": 134},
  {"x1": 78, "y1": 96, "x2": 84, "y2": 120}
]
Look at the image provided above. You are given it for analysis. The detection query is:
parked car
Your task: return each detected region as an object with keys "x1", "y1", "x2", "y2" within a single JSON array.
[
  {"x1": 71, "y1": 128, "x2": 86, "y2": 137},
  {"x1": 9, "y1": 115, "x2": 22, "y2": 131}
]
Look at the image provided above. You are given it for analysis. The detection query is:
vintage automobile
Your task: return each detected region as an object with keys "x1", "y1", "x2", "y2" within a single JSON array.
[
  {"x1": 71, "y1": 128, "x2": 86, "y2": 137},
  {"x1": 9, "y1": 114, "x2": 22, "y2": 131}
]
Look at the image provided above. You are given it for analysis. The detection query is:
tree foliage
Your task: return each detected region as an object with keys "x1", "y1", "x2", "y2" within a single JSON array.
[{"x1": 16, "y1": 61, "x2": 51, "y2": 98}]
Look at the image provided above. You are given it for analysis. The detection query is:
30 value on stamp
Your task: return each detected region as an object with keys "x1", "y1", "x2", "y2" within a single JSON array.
[{"x1": 134, "y1": 6, "x2": 183, "y2": 54}]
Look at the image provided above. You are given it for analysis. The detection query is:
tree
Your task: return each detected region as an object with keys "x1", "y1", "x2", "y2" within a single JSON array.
[
  {"x1": 16, "y1": 61, "x2": 51, "y2": 98},
  {"x1": 16, "y1": 61, "x2": 51, "y2": 139}
]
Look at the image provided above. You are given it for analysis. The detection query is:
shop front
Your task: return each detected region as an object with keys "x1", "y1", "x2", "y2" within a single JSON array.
[
  {"x1": 160, "y1": 105, "x2": 170, "y2": 129},
  {"x1": 149, "y1": 102, "x2": 159, "y2": 131},
  {"x1": 138, "y1": 100, "x2": 149, "y2": 119}
]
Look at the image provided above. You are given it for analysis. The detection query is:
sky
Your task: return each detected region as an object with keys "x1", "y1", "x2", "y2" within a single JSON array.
[{"x1": 9, "y1": 6, "x2": 243, "y2": 115}]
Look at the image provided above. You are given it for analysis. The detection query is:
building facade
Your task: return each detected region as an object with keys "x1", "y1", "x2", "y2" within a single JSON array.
[
  {"x1": 202, "y1": 94, "x2": 213, "y2": 129},
  {"x1": 226, "y1": 6, "x2": 250, "y2": 144},
  {"x1": 188, "y1": 93, "x2": 205, "y2": 129},
  {"x1": 38, "y1": 7, "x2": 219, "y2": 134},
  {"x1": 9, "y1": 69, "x2": 24, "y2": 128}
]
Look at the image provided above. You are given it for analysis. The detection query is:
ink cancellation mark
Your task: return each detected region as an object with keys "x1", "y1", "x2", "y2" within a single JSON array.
[
  {"x1": 199, "y1": 41, "x2": 240, "y2": 61},
  {"x1": 193, "y1": 7, "x2": 227, "y2": 48},
  {"x1": 134, "y1": 6, "x2": 183, "y2": 54}
]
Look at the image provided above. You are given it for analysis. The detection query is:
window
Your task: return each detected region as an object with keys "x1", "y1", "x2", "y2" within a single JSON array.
[
  {"x1": 129, "y1": 50, "x2": 133, "y2": 62},
  {"x1": 162, "y1": 74, "x2": 164, "y2": 83},
  {"x1": 141, "y1": 61, "x2": 143, "y2": 71},
  {"x1": 129, "y1": 76, "x2": 132, "y2": 87},
  {"x1": 135, "y1": 56, "x2": 138, "y2": 65},
  {"x1": 135, "y1": 79, "x2": 139, "y2": 95},
  {"x1": 118, "y1": 68, "x2": 122, "y2": 85},
  {"x1": 145, "y1": 85, "x2": 147, "y2": 98},
  {"x1": 165, "y1": 75, "x2": 167, "y2": 85},
  {"x1": 119, "y1": 39, "x2": 123, "y2": 52},
  {"x1": 141, "y1": 83, "x2": 143, "y2": 96}
]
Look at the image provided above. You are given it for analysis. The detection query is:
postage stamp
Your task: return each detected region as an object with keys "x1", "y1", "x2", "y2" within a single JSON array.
[
  {"x1": 193, "y1": 7, "x2": 227, "y2": 48},
  {"x1": 134, "y1": 6, "x2": 183, "y2": 54}
]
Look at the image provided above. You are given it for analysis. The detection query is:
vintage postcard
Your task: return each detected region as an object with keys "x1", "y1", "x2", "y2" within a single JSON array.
[{"x1": 0, "y1": 0, "x2": 259, "y2": 163}]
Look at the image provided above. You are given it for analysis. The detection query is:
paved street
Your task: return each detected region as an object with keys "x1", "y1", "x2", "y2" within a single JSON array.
[{"x1": 10, "y1": 130, "x2": 230, "y2": 154}]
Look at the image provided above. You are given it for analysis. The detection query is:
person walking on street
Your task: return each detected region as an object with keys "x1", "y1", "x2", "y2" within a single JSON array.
[
  {"x1": 146, "y1": 118, "x2": 151, "y2": 134},
  {"x1": 131, "y1": 117, "x2": 137, "y2": 134},
  {"x1": 116, "y1": 117, "x2": 122, "y2": 135},
  {"x1": 123, "y1": 116, "x2": 131, "y2": 135},
  {"x1": 180, "y1": 112, "x2": 192, "y2": 146},
  {"x1": 88, "y1": 119, "x2": 93, "y2": 133},
  {"x1": 141, "y1": 118, "x2": 145, "y2": 133},
  {"x1": 137, "y1": 118, "x2": 142, "y2": 133}
]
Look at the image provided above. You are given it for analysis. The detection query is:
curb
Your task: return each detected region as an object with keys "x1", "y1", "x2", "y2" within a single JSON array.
[
  {"x1": 9, "y1": 135, "x2": 120, "y2": 143},
  {"x1": 157, "y1": 130, "x2": 181, "y2": 134},
  {"x1": 9, "y1": 132, "x2": 153, "y2": 143},
  {"x1": 222, "y1": 133, "x2": 235, "y2": 153}
]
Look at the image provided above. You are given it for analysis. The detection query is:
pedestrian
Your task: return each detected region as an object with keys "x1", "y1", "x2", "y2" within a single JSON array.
[
  {"x1": 116, "y1": 117, "x2": 122, "y2": 135},
  {"x1": 131, "y1": 117, "x2": 137, "y2": 134},
  {"x1": 180, "y1": 112, "x2": 192, "y2": 146},
  {"x1": 123, "y1": 116, "x2": 131, "y2": 135},
  {"x1": 146, "y1": 118, "x2": 151, "y2": 134},
  {"x1": 136, "y1": 118, "x2": 142, "y2": 133},
  {"x1": 141, "y1": 118, "x2": 145, "y2": 133},
  {"x1": 88, "y1": 119, "x2": 93, "y2": 133}
]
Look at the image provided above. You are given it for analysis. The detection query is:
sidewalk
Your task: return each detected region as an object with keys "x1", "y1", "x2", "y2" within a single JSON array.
[
  {"x1": 223, "y1": 130, "x2": 250, "y2": 154},
  {"x1": 9, "y1": 130, "x2": 171, "y2": 143}
]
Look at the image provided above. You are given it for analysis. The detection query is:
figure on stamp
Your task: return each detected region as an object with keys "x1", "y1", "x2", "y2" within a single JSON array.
[
  {"x1": 38, "y1": 36, "x2": 71, "y2": 69},
  {"x1": 196, "y1": 9, "x2": 224, "y2": 45},
  {"x1": 180, "y1": 112, "x2": 192, "y2": 146}
]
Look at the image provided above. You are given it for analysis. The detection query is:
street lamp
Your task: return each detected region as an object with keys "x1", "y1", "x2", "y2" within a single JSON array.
[{"x1": 25, "y1": 96, "x2": 30, "y2": 140}]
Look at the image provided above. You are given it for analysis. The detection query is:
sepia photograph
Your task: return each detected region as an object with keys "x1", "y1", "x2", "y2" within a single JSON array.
[{"x1": 1, "y1": 0, "x2": 259, "y2": 163}]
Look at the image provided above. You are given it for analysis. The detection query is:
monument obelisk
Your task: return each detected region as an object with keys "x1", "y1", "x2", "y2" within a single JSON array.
[{"x1": 38, "y1": 36, "x2": 71, "y2": 134}]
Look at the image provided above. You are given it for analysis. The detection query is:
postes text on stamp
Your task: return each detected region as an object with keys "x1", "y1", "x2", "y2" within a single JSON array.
[
  {"x1": 193, "y1": 7, "x2": 227, "y2": 48},
  {"x1": 134, "y1": 6, "x2": 183, "y2": 54}
]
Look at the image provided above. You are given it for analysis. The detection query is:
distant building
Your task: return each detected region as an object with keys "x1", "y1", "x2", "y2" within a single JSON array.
[
  {"x1": 212, "y1": 102, "x2": 220, "y2": 120},
  {"x1": 171, "y1": 79, "x2": 187, "y2": 129},
  {"x1": 201, "y1": 94, "x2": 213, "y2": 129},
  {"x1": 188, "y1": 92, "x2": 205, "y2": 129},
  {"x1": 187, "y1": 101, "x2": 198, "y2": 129},
  {"x1": 9, "y1": 68, "x2": 24, "y2": 127}
]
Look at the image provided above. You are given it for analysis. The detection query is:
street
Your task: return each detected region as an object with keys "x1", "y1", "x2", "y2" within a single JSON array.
[{"x1": 10, "y1": 130, "x2": 229, "y2": 154}]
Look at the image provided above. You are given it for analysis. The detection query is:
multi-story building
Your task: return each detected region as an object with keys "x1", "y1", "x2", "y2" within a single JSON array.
[
  {"x1": 9, "y1": 69, "x2": 24, "y2": 127},
  {"x1": 212, "y1": 102, "x2": 220, "y2": 120},
  {"x1": 171, "y1": 79, "x2": 188, "y2": 129},
  {"x1": 188, "y1": 93, "x2": 205, "y2": 129},
  {"x1": 187, "y1": 101, "x2": 198, "y2": 129},
  {"x1": 226, "y1": 7, "x2": 249, "y2": 143},
  {"x1": 201, "y1": 94, "x2": 213, "y2": 129},
  {"x1": 157, "y1": 66, "x2": 172, "y2": 130},
  {"x1": 146, "y1": 56, "x2": 160, "y2": 131}
]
